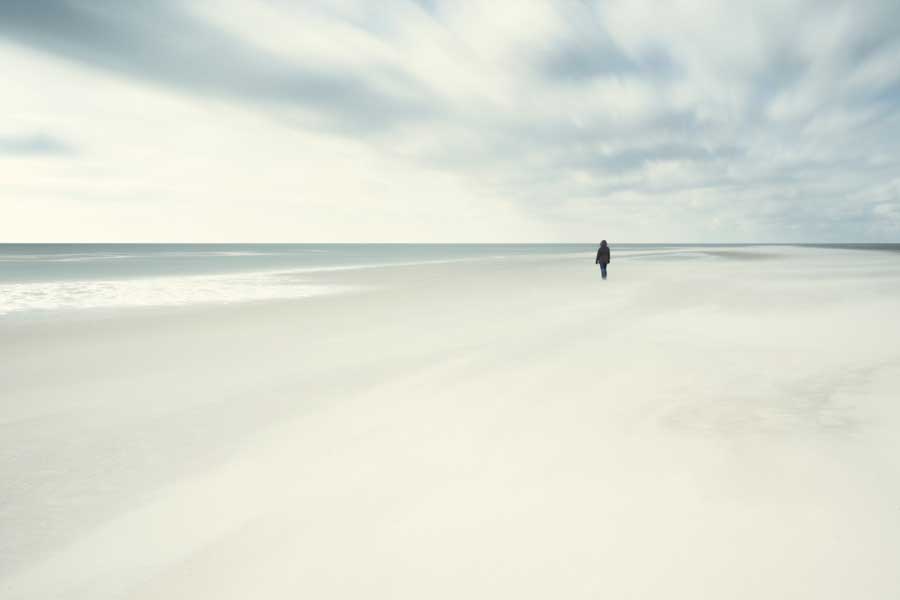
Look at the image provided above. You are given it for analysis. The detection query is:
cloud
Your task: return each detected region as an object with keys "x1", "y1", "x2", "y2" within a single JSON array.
[
  {"x1": 1, "y1": 0, "x2": 899, "y2": 241},
  {"x1": 0, "y1": 0, "x2": 438, "y2": 132},
  {"x1": 0, "y1": 133, "x2": 74, "y2": 156}
]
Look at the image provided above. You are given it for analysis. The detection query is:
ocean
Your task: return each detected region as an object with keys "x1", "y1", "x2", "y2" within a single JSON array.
[{"x1": 0, "y1": 242, "x2": 784, "y2": 315}]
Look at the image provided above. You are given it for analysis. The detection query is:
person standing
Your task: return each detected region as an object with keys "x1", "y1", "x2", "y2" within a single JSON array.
[{"x1": 595, "y1": 240, "x2": 611, "y2": 279}]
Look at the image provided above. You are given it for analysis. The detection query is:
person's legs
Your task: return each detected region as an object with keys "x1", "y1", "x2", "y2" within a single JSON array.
[{"x1": 600, "y1": 264, "x2": 607, "y2": 279}]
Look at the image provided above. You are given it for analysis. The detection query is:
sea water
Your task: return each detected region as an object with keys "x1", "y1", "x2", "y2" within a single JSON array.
[
  {"x1": 0, "y1": 243, "x2": 759, "y2": 316},
  {"x1": 2, "y1": 243, "x2": 897, "y2": 316}
]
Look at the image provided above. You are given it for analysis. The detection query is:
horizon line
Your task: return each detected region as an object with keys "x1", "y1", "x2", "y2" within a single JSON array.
[{"x1": 1, "y1": 241, "x2": 898, "y2": 246}]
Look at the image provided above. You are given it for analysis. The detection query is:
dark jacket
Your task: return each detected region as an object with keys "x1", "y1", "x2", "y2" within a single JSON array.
[{"x1": 595, "y1": 244, "x2": 610, "y2": 265}]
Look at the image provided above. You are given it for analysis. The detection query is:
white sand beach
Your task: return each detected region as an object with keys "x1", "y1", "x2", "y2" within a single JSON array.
[{"x1": 2, "y1": 245, "x2": 900, "y2": 599}]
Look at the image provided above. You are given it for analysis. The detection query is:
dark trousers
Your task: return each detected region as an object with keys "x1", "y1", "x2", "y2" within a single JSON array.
[{"x1": 600, "y1": 263, "x2": 608, "y2": 279}]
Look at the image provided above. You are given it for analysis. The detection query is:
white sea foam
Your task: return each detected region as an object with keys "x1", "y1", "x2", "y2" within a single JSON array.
[
  {"x1": 153, "y1": 250, "x2": 282, "y2": 257},
  {"x1": 0, "y1": 272, "x2": 349, "y2": 315},
  {"x1": 0, "y1": 258, "x2": 500, "y2": 316}
]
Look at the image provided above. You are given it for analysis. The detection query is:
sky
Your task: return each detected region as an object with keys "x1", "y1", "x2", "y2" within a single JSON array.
[{"x1": 1, "y1": 0, "x2": 899, "y2": 242}]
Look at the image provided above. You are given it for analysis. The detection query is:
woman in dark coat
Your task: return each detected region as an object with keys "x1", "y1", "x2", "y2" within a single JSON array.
[{"x1": 595, "y1": 240, "x2": 610, "y2": 280}]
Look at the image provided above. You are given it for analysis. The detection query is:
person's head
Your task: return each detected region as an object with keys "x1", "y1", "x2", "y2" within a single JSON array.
[{"x1": 601, "y1": 240, "x2": 607, "y2": 247}]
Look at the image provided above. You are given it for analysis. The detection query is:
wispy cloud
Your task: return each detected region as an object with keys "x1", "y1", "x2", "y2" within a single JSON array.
[
  {"x1": 0, "y1": 133, "x2": 74, "y2": 156},
  {"x1": 0, "y1": 0, "x2": 437, "y2": 132}
]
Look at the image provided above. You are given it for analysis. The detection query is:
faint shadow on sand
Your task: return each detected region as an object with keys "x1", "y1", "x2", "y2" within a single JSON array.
[{"x1": 658, "y1": 364, "x2": 888, "y2": 438}]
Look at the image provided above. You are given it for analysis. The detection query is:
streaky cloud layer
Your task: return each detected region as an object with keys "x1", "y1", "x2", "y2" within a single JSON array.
[{"x1": 1, "y1": 0, "x2": 899, "y2": 241}]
